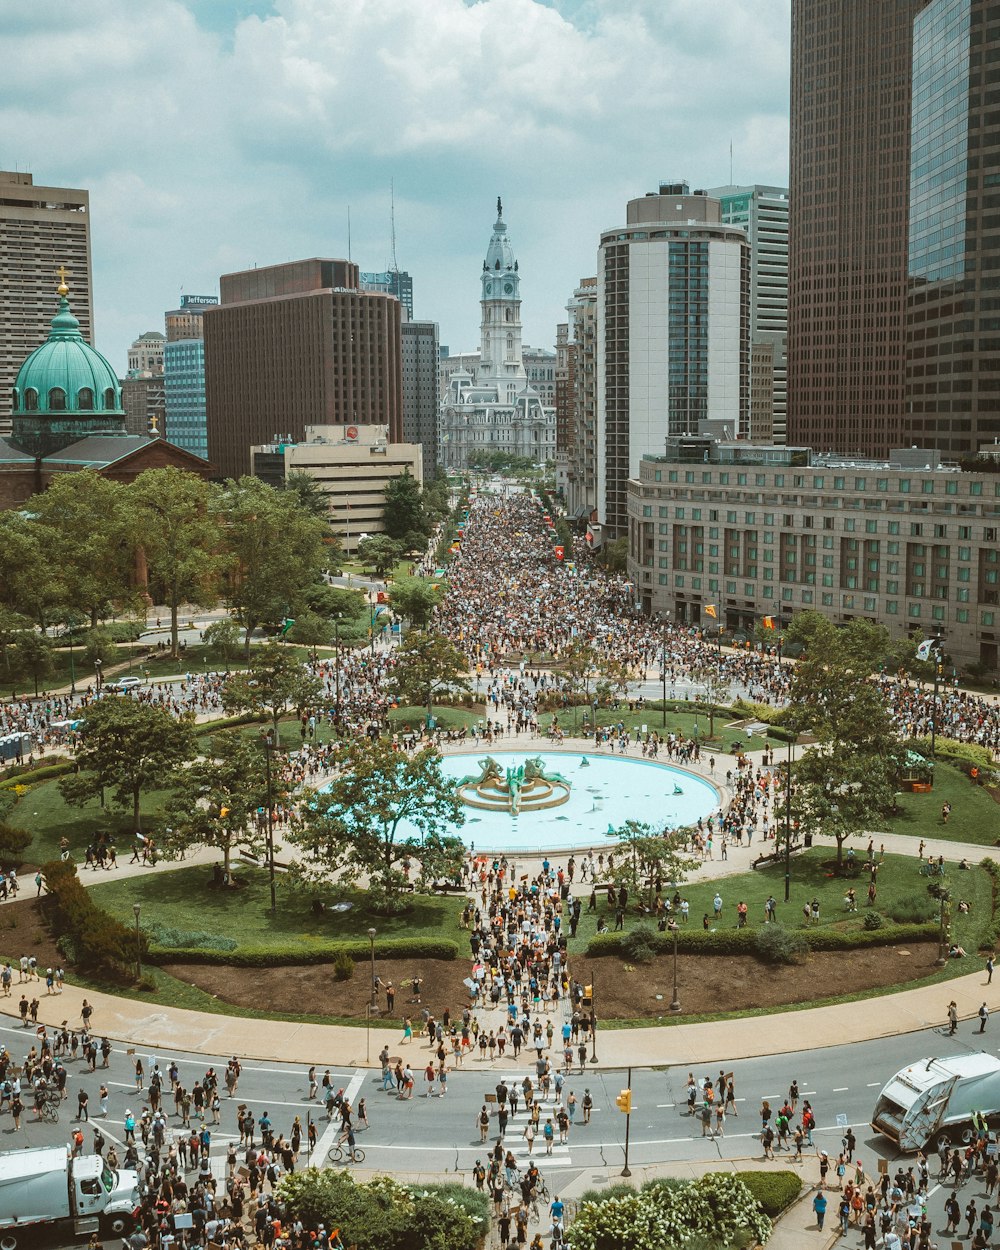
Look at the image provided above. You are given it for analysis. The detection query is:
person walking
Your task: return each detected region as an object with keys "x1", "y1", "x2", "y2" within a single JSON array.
[
  {"x1": 812, "y1": 1191, "x2": 827, "y2": 1231},
  {"x1": 477, "y1": 1105, "x2": 490, "y2": 1143},
  {"x1": 948, "y1": 1000, "x2": 959, "y2": 1034},
  {"x1": 987, "y1": 955, "x2": 995, "y2": 985},
  {"x1": 980, "y1": 1002, "x2": 990, "y2": 1033}
]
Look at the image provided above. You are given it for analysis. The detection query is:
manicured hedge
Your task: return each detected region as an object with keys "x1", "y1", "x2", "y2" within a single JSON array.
[
  {"x1": 41, "y1": 859, "x2": 147, "y2": 975},
  {"x1": 586, "y1": 921, "x2": 936, "y2": 958},
  {"x1": 145, "y1": 935, "x2": 461, "y2": 966},
  {"x1": 735, "y1": 1170, "x2": 802, "y2": 1217},
  {"x1": 0, "y1": 759, "x2": 75, "y2": 789}
]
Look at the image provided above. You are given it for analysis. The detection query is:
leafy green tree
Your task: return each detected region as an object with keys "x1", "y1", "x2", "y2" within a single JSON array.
[
  {"x1": 283, "y1": 471, "x2": 330, "y2": 519},
  {"x1": 60, "y1": 697, "x2": 196, "y2": 829},
  {"x1": 787, "y1": 618, "x2": 903, "y2": 868},
  {"x1": 221, "y1": 641, "x2": 322, "y2": 736},
  {"x1": 383, "y1": 472, "x2": 428, "y2": 542},
  {"x1": 163, "y1": 733, "x2": 287, "y2": 878},
  {"x1": 130, "y1": 468, "x2": 228, "y2": 660},
  {"x1": 0, "y1": 612, "x2": 34, "y2": 676},
  {"x1": 202, "y1": 618, "x2": 243, "y2": 667},
  {"x1": 689, "y1": 662, "x2": 729, "y2": 737},
  {"x1": 389, "y1": 577, "x2": 442, "y2": 629},
  {"x1": 286, "y1": 610, "x2": 333, "y2": 658},
  {"x1": 393, "y1": 630, "x2": 469, "y2": 718},
  {"x1": 606, "y1": 820, "x2": 698, "y2": 912},
  {"x1": 84, "y1": 627, "x2": 120, "y2": 671},
  {"x1": 13, "y1": 632, "x2": 54, "y2": 697},
  {"x1": 291, "y1": 740, "x2": 464, "y2": 910},
  {"x1": 561, "y1": 637, "x2": 599, "y2": 727},
  {"x1": 31, "y1": 471, "x2": 140, "y2": 627},
  {"x1": 221, "y1": 477, "x2": 332, "y2": 654},
  {"x1": 421, "y1": 471, "x2": 450, "y2": 524},
  {"x1": 0, "y1": 513, "x2": 61, "y2": 627},
  {"x1": 356, "y1": 534, "x2": 402, "y2": 579}
]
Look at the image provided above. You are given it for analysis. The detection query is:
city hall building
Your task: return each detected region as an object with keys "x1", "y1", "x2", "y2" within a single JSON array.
[{"x1": 627, "y1": 436, "x2": 1000, "y2": 670}]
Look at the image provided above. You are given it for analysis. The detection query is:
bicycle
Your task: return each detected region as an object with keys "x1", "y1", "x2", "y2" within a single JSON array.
[
  {"x1": 36, "y1": 1093, "x2": 59, "y2": 1124},
  {"x1": 327, "y1": 1143, "x2": 365, "y2": 1164}
]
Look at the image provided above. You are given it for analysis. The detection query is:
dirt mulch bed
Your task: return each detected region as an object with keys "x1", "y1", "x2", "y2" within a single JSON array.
[
  {"x1": 164, "y1": 940, "x2": 943, "y2": 1022},
  {"x1": 0, "y1": 896, "x2": 65, "y2": 969}
]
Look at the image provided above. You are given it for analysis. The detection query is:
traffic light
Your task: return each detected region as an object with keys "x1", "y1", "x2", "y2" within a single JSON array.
[{"x1": 616, "y1": 1089, "x2": 633, "y2": 1115}]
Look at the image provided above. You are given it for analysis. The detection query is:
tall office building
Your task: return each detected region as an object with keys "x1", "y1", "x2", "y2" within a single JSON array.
[
  {"x1": 204, "y1": 260, "x2": 403, "y2": 479},
  {"x1": 904, "y1": 0, "x2": 1000, "y2": 455},
  {"x1": 164, "y1": 295, "x2": 216, "y2": 460},
  {"x1": 596, "y1": 183, "x2": 749, "y2": 538},
  {"x1": 709, "y1": 185, "x2": 789, "y2": 443},
  {"x1": 565, "y1": 277, "x2": 598, "y2": 522},
  {"x1": 554, "y1": 321, "x2": 574, "y2": 496},
  {"x1": 360, "y1": 270, "x2": 414, "y2": 320},
  {"x1": 788, "y1": 1, "x2": 927, "y2": 457},
  {"x1": 401, "y1": 319, "x2": 440, "y2": 472},
  {"x1": 122, "y1": 330, "x2": 166, "y2": 438},
  {"x1": 0, "y1": 170, "x2": 93, "y2": 433}
]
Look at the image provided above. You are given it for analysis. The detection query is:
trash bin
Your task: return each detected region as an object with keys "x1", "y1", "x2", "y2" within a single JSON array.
[{"x1": 804, "y1": 833, "x2": 813, "y2": 848}]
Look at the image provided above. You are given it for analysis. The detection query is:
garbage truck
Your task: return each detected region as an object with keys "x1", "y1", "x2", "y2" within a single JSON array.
[
  {"x1": 0, "y1": 1146, "x2": 140, "y2": 1249},
  {"x1": 871, "y1": 1052, "x2": 1000, "y2": 1153}
]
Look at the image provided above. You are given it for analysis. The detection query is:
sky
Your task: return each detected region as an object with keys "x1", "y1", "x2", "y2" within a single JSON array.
[{"x1": 1, "y1": 0, "x2": 791, "y2": 374}]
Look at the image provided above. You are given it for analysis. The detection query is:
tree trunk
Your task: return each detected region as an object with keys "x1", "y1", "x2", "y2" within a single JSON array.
[
  {"x1": 133, "y1": 785, "x2": 142, "y2": 832},
  {"x1": 170, "y1": 595, "x2": 180, "y2": 661}
]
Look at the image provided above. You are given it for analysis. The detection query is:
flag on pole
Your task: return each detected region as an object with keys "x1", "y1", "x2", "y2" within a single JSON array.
[
  {"x1": 915, "y1": 638, "x2": 936, "y2": 662},
  {"x1": 704, "y1": 604, "x2": 717, "y2": 619},
  {"x1": 762, "y1": 615, "x2": 775, "y2": 630}
]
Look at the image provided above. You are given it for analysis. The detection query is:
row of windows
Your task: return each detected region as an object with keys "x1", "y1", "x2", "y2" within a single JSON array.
[
  {"x1": 651, "y1": 467, "x2": 998, "y2": 497},
  {"x1": 10, "y1": 385, "x2": 116, "y2": 413}
]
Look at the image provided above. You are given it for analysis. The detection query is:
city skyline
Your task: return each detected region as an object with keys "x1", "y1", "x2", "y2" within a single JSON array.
[{"x1": 0, "y1": 0, "x2": 791, "y2": 378}]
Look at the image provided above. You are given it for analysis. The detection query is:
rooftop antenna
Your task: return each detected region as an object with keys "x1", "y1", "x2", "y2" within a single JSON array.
[
  {"x1": 347, "y1": 206, "x2": 352, "y2": 263},
  {"x1": 389, "y1": 178, "x2": 398, "y2": 273},
  {"x1": 729, "y1": 139, "x2": 733, "y2": 186}
]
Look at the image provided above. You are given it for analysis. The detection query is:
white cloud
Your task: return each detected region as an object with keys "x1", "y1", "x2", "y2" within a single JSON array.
[{"x1": 0, "y1": 0, "x2": 790, "y2": 374}]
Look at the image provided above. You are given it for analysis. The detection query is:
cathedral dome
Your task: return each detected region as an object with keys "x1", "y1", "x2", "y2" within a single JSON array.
[
  {"x1": 11, "y1": 284, "x2": 122, "y2": 419},
  {"x1": 484, "y1": 197, "x2": 517, "y2": 272}
]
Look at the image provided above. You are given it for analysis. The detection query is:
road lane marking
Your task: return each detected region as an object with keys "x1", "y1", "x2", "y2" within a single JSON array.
[
  {"x1": 832, "y1": 1087, "x2": 848, "y2": 1092},
  {"x1": 315, "y1": 1070, "x2": 365, "y2": 1166}
]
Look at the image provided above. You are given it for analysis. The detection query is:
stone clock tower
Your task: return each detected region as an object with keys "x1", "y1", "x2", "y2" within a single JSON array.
[{"x1": 478, "y1": 198, "x2": 526, "y2": 404}]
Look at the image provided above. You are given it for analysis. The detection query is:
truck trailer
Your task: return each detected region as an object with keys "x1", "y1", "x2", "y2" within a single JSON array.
[
  {"x1": 871, "y1": 1052, "x2": 1000, "y2": 1153},
  {"x1": 0, "y1": 1147, "x2": 139, "y2": 1250}
]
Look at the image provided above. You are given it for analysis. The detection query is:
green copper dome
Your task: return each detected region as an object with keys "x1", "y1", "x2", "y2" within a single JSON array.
[{"x1": 11, "y1": 294, "x2": 122, "y2": 419}]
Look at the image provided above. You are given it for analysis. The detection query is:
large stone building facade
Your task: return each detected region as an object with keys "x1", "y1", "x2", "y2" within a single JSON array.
[
  {"x1": 438, "y1": 202, "x2": 555, "y2": 471},
  {"x1": 627, "y1": 437, "x2": 1000, "y2": 670}
]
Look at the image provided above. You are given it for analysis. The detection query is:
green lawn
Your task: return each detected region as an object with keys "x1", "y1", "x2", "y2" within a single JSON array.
[
  {"x1": 13, "y1": 778, "x2": 172, "y2": 868},
  {"x1": 90, "y1": 865, "x2": 465, "y2": 957},
  {"x1": 536, "y1": 705, "x2": 771, "y2": 753},
  {"x1": 566, "y1": 848, "x2": 992, "y2": 954},
  {"x1": 890, "y1": 760, "x2": 1000, "y2": 845}
]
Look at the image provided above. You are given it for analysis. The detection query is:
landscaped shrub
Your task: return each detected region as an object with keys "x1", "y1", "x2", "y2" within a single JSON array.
[
  {"x1": 0, "y1": 759, "x2": 75, "y2": 789},
  {"x1": 0, "y1": 822, "x2": 31, "y2": 861},
  {"x1": 735, "y1": 1169, "x2": 802, "y2": 1217},
  {"x1": 278, "y1": 1168, "x2": 484, "y2": 1250},
  {"x1": 40, "y1": 859, "x2": 146, "y2": 975},
  {"x1": 144, "y1": 924, "x2": 238, "y2": 952},
  {"x1": 889, "y1": 892, "x2": 937, "y2": 924},
  {"x1": 863, "y1": 910, "x2": 884, "y2": 930},
  {"x1": 753, "y1": 924, "x2": 808, "y2": 965},
  {"x1": 143, "y1": 935, "x2": 461, "y2": 966},
  {"x1": 577, "y1": 1182, "x2": 644, "y2": 1206},
  {"x1": 905, "y1": 735, "x2": 995, "y2": 776},
  {"x1": 332, "y1": 951, "x2": 354, "y2": 981},
  {"x1": 621, "y1": 924, "x2": 659, "y2": 965}
]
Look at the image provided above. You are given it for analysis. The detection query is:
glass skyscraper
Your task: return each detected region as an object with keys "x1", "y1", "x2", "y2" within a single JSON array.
[{"x1": 164, "y1": 337, "x2": 208, "y2": 460}]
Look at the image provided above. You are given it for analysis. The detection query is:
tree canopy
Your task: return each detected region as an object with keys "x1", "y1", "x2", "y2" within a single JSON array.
[
  {"x1": 60, "y1": 696, "x2": 196, "y2": 829},
  {"x1": 221, "y1": 642, "x2": 322, "y2": 735},
  {"x1": 291, "y1": 740, "x2": 464, "y2": 910},
  {"x1": 392, "y1": 630, "x2": 469, "y2": 717}
]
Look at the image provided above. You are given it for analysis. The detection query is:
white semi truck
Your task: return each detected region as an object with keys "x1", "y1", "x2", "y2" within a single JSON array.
[
  {"x1": 871, "y1": 1052, "x2": 1000, "y2": 1153},
  {"x1": 0, "y1": 1147, "x2": 140, "y2": 1250}
]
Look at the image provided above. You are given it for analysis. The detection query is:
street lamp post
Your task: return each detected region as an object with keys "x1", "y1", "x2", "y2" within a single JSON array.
[
  {"x1": 660, "y1": 614, "x2": 670, "y2": 729},
  {"x1": 94, "y1": 658, "x2": 103, "y2": 692},
  {"x1": 936, "y1": 889, "x2": 951, "y2": 966},
  {"x1": 669, "y1": 921, "x2": 681, "y2": 1013},
  {"x1": 368, "y1": 927, "x2": 378, "y2": 1010},
  {"x1": 261, "y1": 729, "x2": 276, "y2": 914},
  {"x1": 333, "y1": 614, "x2": 342, "y2": 726},
  {"x1": 784, "y1": 733, "x2": 798, "y2": 903},
  {"x1": 589, "y1": 981, "x2": 598, "y2": 1063},
  {"x1": 133, "y1": 902, "x2": 142, "y2": 981},
  {"x1": 930, "y1": 640, "x2": 945, "y2": 759}
]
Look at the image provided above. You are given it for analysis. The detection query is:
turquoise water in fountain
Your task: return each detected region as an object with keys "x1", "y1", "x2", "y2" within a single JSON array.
[{"x1": 422, "y1": 751, "x2": 721, "y2": 853}]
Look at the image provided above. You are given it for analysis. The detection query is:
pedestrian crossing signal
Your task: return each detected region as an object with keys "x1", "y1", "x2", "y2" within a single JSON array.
[{"x1": 616, "y1": 1089, "x2": 632, "y2": 1114}]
